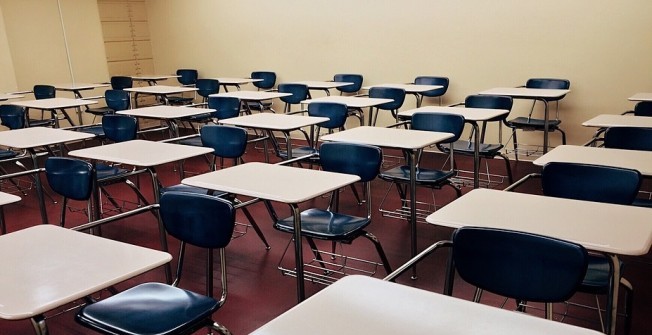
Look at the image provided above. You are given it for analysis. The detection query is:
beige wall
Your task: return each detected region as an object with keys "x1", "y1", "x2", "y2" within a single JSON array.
[
  {"x1": 145, "y1": 0, "x2": 652, "y2": 146},
  {"x1": 0, "y1": 5, "x2": 17, "y2": 92}
]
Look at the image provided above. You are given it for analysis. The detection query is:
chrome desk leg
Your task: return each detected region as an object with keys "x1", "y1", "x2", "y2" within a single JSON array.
[
  {"x1": 30, "y1": 315, "x2": 48, "y2": 335},
  {"x1": 30, "y1": 149, "x2": 48, "y2": 225},
  {"x1": 409, "y1": 150, "x2": 418, "y2": 279},
  {"x1": 605, "y1": 253, "x2": 621, "y2": 335},
  {"x1": 148, "y1": 167, "x2": 172, "y2": 283},
  {"x1": 289, "y1": 203, "x2": 305, "y2": 302}
]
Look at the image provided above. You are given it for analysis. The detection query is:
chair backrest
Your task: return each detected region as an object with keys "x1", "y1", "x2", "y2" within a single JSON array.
[
  {"x1": 319, "y1": 142, "x2": 382, "y2": 183},
  {"x1": 333, "y1": 73, "x2": 363, "y2": 94},
  {"x1": 369, "y1": 87, "x2": 406, "y2": 110},
  {"x1": 414, "y1": 76, "x2": 449, "y2": 98},
  {"x1": 110, "y1": 76, "x2": 133, "y2": 90},
  {"x1": 452, "y1": 226, "x2": 588, "y2": 303},
  {"x1": 45, "y1": 157, "x2": 95, "y2": 201},
  {"x1": 207, "y1": 96, "x2": 241, "y2": 120},
  {"x1": 604, "y1": 127, "x2": 652, "y2": 151},
  {"x1": 176, "y1": 69, "x2": 199, "y2": 86},
  {"x1": 525, "y1": 78, "x2": 571, "y2": 90},
  {"x1": 160, "y1": 191, "x2": 236, "y2": 249},
  {"x1": 633, "y1": 101, "x2": 652, "y2": 117},
  {"x1": 541, "y1": 162, "x2": 641, "y2": 205},
  {"x1": 102, "y1": 114, "x2": 137, "y2": 143},
  {"x1": 200, "y1": 125, "x2": 248, "y2": 159},
  {"x1": 196, "y1": 79, "x2": 220, "y2": 99},
  {"x1": 278, "y1": 83, "x2": 309, "y2": 105},
  {"x1": 33, "y1": 85, "x2": 55, "y2": 99},
  {"x1": 104, "y1": 89, "x2": 131, "y2": 111},
  {"x1": 0, "y1": 104, "x2": 26, "y2": 129},
  {"x1": 308, "y1": 102, "x2": 348, "y2": 130},
  {"x1": 464, "y1": 94, "x2": 513, "y2": 121},
  {"x1": 251, "y1": 71, "x2": 276, "y2": 90},
  {"x1": 411, "y1": 112, "x2": 465, "y2": 144}
]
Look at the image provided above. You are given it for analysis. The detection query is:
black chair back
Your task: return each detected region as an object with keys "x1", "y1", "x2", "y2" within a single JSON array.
[
  {"x1": 33, "y1": 85, "x2": 55, "y2": 99},
  {"x1": 0, "y1": 105, "x2": 26, "y2": 129},
  {"x1": 176, "y1": 69, "x2": 198, "y2": 86},
  {"x1": 604, "y1": 127, "x2": 652, "y2": 152},
  {"x1": 110, "y1": 76, "x2": 133, "y2": 90}
]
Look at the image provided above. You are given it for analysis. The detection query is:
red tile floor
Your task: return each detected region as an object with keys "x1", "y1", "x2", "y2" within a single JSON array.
[{"x1": 0, "y1": 136, "x2": 650, "y2": 334}]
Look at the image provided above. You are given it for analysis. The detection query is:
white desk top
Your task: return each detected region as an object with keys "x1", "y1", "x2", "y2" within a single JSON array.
[
  {"x1": 213, "y1": 77, "x2": 263, "y2": 85},
  {"x1": 11, "y1": 97, "x2": 98, "y2": 109},
  {"x1": 251, "y1": 275, "x2": 602, "y2": 335},
  {"x1": 301, "y1": 95, "x2": 394, "y2": 108},
  {"x1": 69, "y1": 139, "x2": 213, "y2": 167},
  {"x1": 211, "y1": 90, "x2": 291, "y2": 101},
  {"x1": 0, "y1": 225, "x2": 171, "y2": 320},
  {"x1": 479, "y1": 87, "x2": 570, "y2": 99},
  {"x1": 0, "y1": 127, "x2": 94, "y2": 149},
  {"x1": 183, "y1": 162, "x2": 359, "y2": 204},
  {"x1": 124, "y1": 85, "x2": 198, "y2": 94},
  {"x1": 533, "y1": 145, "x2": 652, "y2": 176},
  {"x1": 321, "y1": 126, "x2": 453, "y2": 150},
  {"x1": 290, "y1": 81, "x2": 354, "y2": 89},
  {"x1": 426, "y1": 188, "x2": 652, "y2": 256},
  {"x1": 117, "y1": 105, "x2": 215, "y2": 119},
  {"x1": 628, "y1": 93, "x2": 652, "y2": 102},
  {"x1": 219, "y1": 113, "x2": 328, "y2": 131},
  {"x1": 363, "y1": 83, "x2": 444, "y2": 93},
  {"x1": 582, "y1": 114, "x2": 652, "y2": 128},
  {"x1": 132, "y1": 75, "x2": 179, "y2": 81},
  {"x1": 399, "y1": 106, "x2": 509, "y2": 121},
  {"x1": 0, "y1": 93, "x2": 24, "y2": 101},
  {"x1": 54, "y1": 83, "x2": 109, "y2": 91},
  {"x1": 0, "y1": 191, "x2": 21, "y2": 206}
]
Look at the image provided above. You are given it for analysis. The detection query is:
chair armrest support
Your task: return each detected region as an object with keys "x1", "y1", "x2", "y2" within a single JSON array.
[
  {"x1": 503, "y1": 173, "x2": 541, "y2": 192},
  {"x1": 383, "y1": 240, "x2": 452, "y2": 282}
]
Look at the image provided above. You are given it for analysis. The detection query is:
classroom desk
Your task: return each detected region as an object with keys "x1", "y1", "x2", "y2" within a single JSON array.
[
  {"x1": 213, "y1": 77, "x2": 263, "y2": 91},
  {"x1": 363, "y1": 83, "x2": 444, "y2": 107},
  {"x1": 211, "y1": 90, "x2": 292, "y2": 114},
  {"x1": 0, "y1": 225, "x2": 171, "y2": 335},
  {"x1": 0, "y1": 93, "x2": 24, "y2": 101},
  {"x1": 11, "y1": 97, "x2": 98, "y2": 127},
  {"x1": 533, "y1": 145, "x2": 652, "y2": 176},
  {"x1": 321, "y1": 126, "x2": 453, "y2": 278},
  {"x1": 182, "y1": 162, "x2": 359, "y2": 302},
  {"x1": 117, "y1": 105, "x2": 215, "y2": 138},
  {"x1": 0, "y1": 191, "x2": 21, "y2": 234},
  {"x1": 54, "y1": 83, "x2": 110, "y2": 124},
  {"x1": 627, "y1": 93, "x2": 652, "y2": 102},
  {"x1": 398, "y1": 106, "x2": 510, "y2": 189},
  {"x1": 250, "y1": 275, "x2": 603, "y2": 335},
  {"x1": 218, "y1": 113, "x2": 328, "y2": 160},
  {"x1": 582, "y1": 114, "x2": 652, "y2": 145},
  {"x1": 289, "y1": 80, "x2": 354, "y2": 97},
  {"x1": 426, "y1": 188, "x2": 652, "y2": 335},
  {"x1": 300, "y1": 96, "x2": 393, "y2": 126},
  {"x1": 124, "y1": 85, "x2": 198, "y2": 107},
  {"x1": 132, "y1": 75, "x2": 179, "y2": 86},
  {"x1": 478, "y1": 87, "x2": 570, "y2": 154},
  {"x1": 0, "y1": 127, "x2": 94, "y2": 225}
]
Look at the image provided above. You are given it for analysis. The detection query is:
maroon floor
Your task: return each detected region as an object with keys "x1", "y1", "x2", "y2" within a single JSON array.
[{"x1": 0, "y1": 137, "x2": 650, "y2": 334}]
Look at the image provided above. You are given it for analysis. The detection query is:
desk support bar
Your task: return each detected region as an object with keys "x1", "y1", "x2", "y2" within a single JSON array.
[{"x1": 383, "y1": 240, "x2": 451, "y2": 282}]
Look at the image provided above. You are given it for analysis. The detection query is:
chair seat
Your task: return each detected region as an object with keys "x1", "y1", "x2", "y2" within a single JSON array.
[
  {"x1": 183, "y1": 113, "x2": 212, "y2": 122},
  {"x1": 160, "y1": 184, "x2": 226, "y2": 197},
  {"x1": 580, "y1": 254, "x2": 625, "y2": 294},
  {"x1": 167, "y1": 96, "x2": 195, "y2": 105},
  {"x1": 632, "y1": 197, "x2": 652, "y2": 208},
  {"x1": 276, "y1": 146, "x2": 319, "y2": 160},
  {"x1": 85, "y1": 106, "x2": 114, "y2": 116},
  {"x1": 274, "y1": 208, "x2": 370, "y2": 240},
  {"x1": 95, "y1": 164, "x2": 130, "y2": 180},
  {"x1": 446, "y1": 140, "x2": 504, "y2": 156},
  {"x1": 78, "y1": 125, "x2": 106, "y2": 137},
  {"x1": 246, "y1": 101, "x2": 273, "y2": 111},
  {"x1": 28, "y1": 118, "x2": 55, "y2": 127},
  {"x1": 507, "y1": 117, "x2": 562, "y2": 129},
  {"x1": 178, "y1": 136, "x2": 204, "y2": 147},
  {"x1": 0, "y1": 150, "x2": 18, "y2": 159},
  {"x1": 379, "y1": 166, "x2": 456, "y2": 186},
  {"x1": 76, "y1": 282, "x2": 219, "y2": 335}
]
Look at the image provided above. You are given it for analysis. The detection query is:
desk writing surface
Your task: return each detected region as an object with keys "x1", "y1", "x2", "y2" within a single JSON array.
[
  {"x1": 211, "y1": 91, "x2": 291, "y2": 101},
  {"x1": 399, "y1": 106, "x2": 509, "y2": 121},
  {"x1": 321, "y1": 126, "x2": 453, "y2": 150},
  {"x1": 182, "y1": 162, "x2": 359, "y2": 204},
  {"x1": 532, "y1": 145, "x2": 652, "y2": 176},
  {"x1": 582, "y1": 114, "x2": 652, "y2": 128},
  {"x1": 628, "y1": 93, "x2": 652, "y2": 102},
  {"x1": 0, "y1": 93, "x2": 24, "y2": 101},
  {"x1": 219, "y1": 113, "x2": 329, "y2": 131},
  {"x1": 426, "y1": 189, "x2": 652, "y2": 255},
  {"x1": 214, "y1": 77, "x2": 263, "y2": 85},
  {"x1": 301, "y1": 95, "x2": 393, "y2": 108},
  {"x1": 0, "y1": 127, "x2": 94, "y2": 149},
  {"x1": 479, "y1": 87, "x2": 570, "y2": 99},
  {"x1": 251, "y1": 275, "x2": 602, "y2": 335},
  {"x1": 132, "y1": 75, "x2": 179, "y2": 81},
  {"x1": 11, "y1": 97, "x2": 98, "y2": 109},
  {"x1": 54, "y1": 83, "x2": 109, "y2": 91},
  {"x1": 124, "y1": 85, "x2": 198, "y2": 94},
  {"x1": 291, "y1": 81, "x2": 353, "y2": 89},
  {"x1": 69, "y1": 139, "x2": 213, "y2": 167},
  {"x1": 363, "y1": 83, "x2": 444, "y2": 93},
  {"x1": 117, "y1": 105, "x2": 215, "y2": 119},
  {"x1": 0, "y1": 225, "x2": 171, "y2": 319},
  {"x1": 0, "y1": 191, "x2": 20, "y2": 205}
]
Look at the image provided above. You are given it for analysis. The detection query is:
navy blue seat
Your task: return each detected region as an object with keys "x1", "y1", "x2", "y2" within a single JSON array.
[
  {"x1": 247, "y1": 71, "x2": 277, "y2": 113},
  {"x1": 369, "y1": 86, "x2": 406, "y2": 126},
  {"x1": 278, "y1": 83, "x2": 309, "y2": 114},
  {"x1": 333, "y1": 73, "x2": 363, "y2": 95},
  {"x1": 45, "y1": 157, "x2": 95, "y2": 226},
  {"x1": 379, "y1": 112, "x2": 465, "y2": 199},
  {"x1": 84, "y1": 89, "x2": 132, "y2": 128},
  {"x1": 505, "y1": 78, "x2": 570, "y2": 159},
  {"x1": 274, "y1": 142, "x2": 392, "y2": 277},
  {"x1": 182, "y1": 96, "x2": 241, "y2": 135},
  {"x1": 110, "y1": 76, "x2": 133, "y2": 90},
  {"x1": 439, "y1": 95, "x2": 514, "y2": 184},
  {"x1": 167, "y1": 69, "x2": 199, "y2": 105},
  {"x1": 541, "y1": 161, "x2": 638, "y2": 333},
  {"x1": 28, "y1": 85, "x2": 57, "y2": 127},
  {"x1": 195, "y1": 78, "x2": 220, "y2": 103},
  {"x1": 414, "y1": 76, "x2": 449, "y2": 106},
  {"x1": 76, "y1": 192, "x2": 236, "y2": 335},
  {"x1": 604, "y1": 126, "x2": 652, "y2": 152},
  {"x1": 451, "y1": 227, "x2": 588, "y2": 320}
]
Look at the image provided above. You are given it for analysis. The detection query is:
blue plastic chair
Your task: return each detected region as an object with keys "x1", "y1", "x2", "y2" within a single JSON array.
[
  {"x1": 278, "y1": 83, "x2": 309, "y2": 114},
  {"x1": 414, "y1": 76, "x2": 449, "y2": 106},
  {"x1": 182, "y1": 96, "x2": 242, "y2": 133},
  {"x1": 167, "y1": 69, "x2": 199, "y2": 105},
  {"x1": 195, "y1": 78, "x2": 220, "y2": 103},
  {"x1": 110, "y1": 76, "x2": 133, "y2": 90},
  {"x1": 333, "y1": 73, "x2": 363, "y2": 95},
  {"x1": 603, "y1": 127, "x2": 652, "y2": 152},
  {"x1": 76, "y1": 192, "x2": 236, "y2": 335},
  {"x1": 28, "y1": 85, "x2": 57, "y2": 127},
  {"x1": 85, "y1": 89, "x2": 132, "y2": 126},
  {"x1": 33, "y1": 84, "x2": 55, "y2": 100},
  {"x1": 247, "y1": 71, "x2": 277, "y2": 113},
  {"x1": 274, "y1": 142, "x2": 392, "y2": 280},
  {"x1": 451, "y1": 226, "x2": 588, "y2": 320},
  {"x1": 45, "y1": 157, "x2": 96, "y2": 227},
  {"x1": 369, "y1": 86, "x2": 406, "y2": 125},
  {"x1": 541, "y1": 161, "x2": 638, "y2": 333}
]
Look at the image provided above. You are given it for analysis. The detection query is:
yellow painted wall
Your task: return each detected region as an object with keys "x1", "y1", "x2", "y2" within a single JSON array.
[{"x1": 145, "y1": 0, "x2": 652, "y2": 146}]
